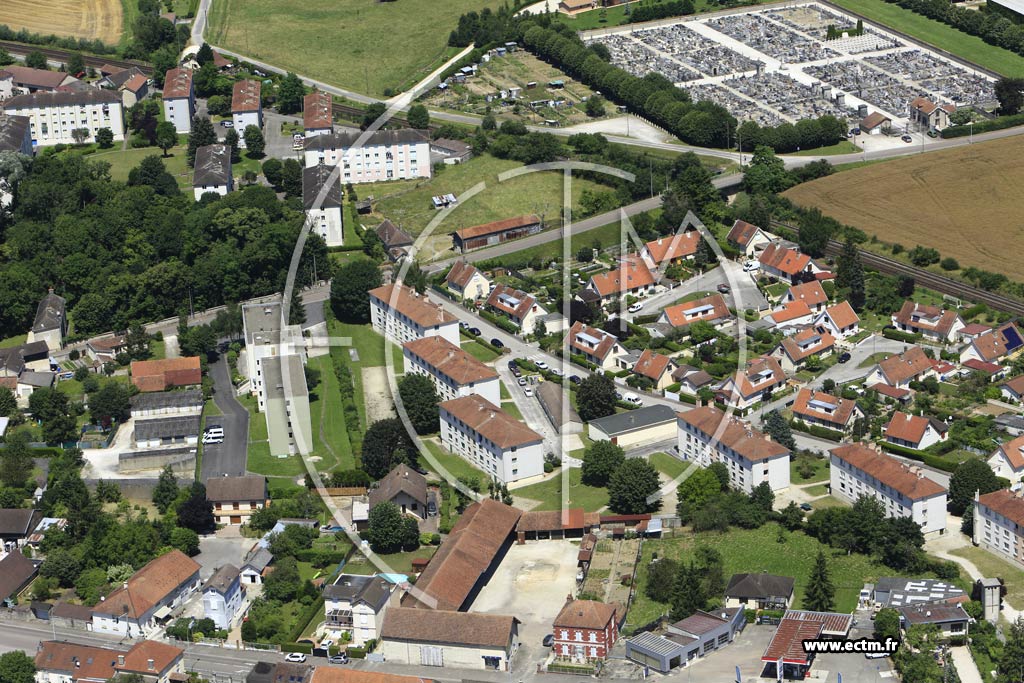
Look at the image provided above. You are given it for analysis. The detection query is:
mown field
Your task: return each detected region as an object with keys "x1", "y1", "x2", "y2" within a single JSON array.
[
  {"x1": 206, "y1": 0, "x2": 501, "y2": 95},
  {"x1": 0, "y1": 0, "x2": 122, "y2": 44},
  {"x1": 782, "y1": 135, "x2": 1024, "y2": 283}
]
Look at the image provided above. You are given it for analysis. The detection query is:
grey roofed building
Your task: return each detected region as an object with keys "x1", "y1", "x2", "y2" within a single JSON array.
[
  {"x1": 626, "y1": 608, "x2": 745, "y2": 673},
  {"x1": 204, "y1": 564, "x2": 240, "y2": 594},
  {"x1": 323, "y1": 574, "x2": 392, "y2": 611},
  {"x1": 996, "y1": 414, "x2": 1024, "y2": 436},
  {"x1": 302, "y1": 162, "x2": 343, "y2": 211},
  {"x1": 206, "y1": 475, "x2": 268, "y2": 503},
  {"x1": 0, "y1": 508, "x2": 40, "y2": 540},
  {"x1": 672, "y1": 364, "x2": 715, "y2": 388},
  {"x1": 193, "y1": 144, "x2": 232, "y2": 187},
  {"x1": 587, "y1": 404, "x2": 677, "y2": 437},
  {"x1": 0, "y1": 114, "x2": 31, "y2": 153},
  {"x1": 243, "y1": 300, "x2": 282, "y2": 346},
  {"x1": 50, "y1": 601, "x2": 93, "y2": 622},
  {"x1": 0, "y1": 550, "x2": 37, "y2": 603},
  {"x1": 246, "y1": 661, "x2": 312, "y2": 683},
  {"x1": 100, "y1": 67, "x2": 145, "y2": 90},
  {"x1": 130, "y1": 389, "x2": 204, "y2": 412},
  {"x1": 18, "y1": 371, "x2": 54, "y2": 388},
  {"x1": 242, "y1": 547, "x2": 273, "y2": 573},
  {"x1": 5, "y1": 88, "x2": 121, "y2": 108},
  {"x1": 869, "y1": 577, "x2": 966, "y2": 608},
  {"x1": 725, "y1": 573, "x2": 795, "y2": 608},
  {"x1": 368, "y1": 463, "x2": 428, "y2": 512},
  {"x1": 376, "y1": 219, "x2": 413, "y2": 249},
  {"x1": 32, "y1": 292, "x2": 66, "y2": 335},
  {"x1": 537, "y1": 380, "x2": 581, "y2": 432},
  {"x1": 303, "y1": 128, "x2": 429, "y2": 151},
  {"x1": 133, "y1": 415, "x2": 201, "y2": 441}
]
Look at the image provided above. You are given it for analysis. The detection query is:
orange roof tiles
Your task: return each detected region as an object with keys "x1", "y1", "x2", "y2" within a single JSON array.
[
  {"x1": 130, "y1": 356, "x2": 201, "y2": 392},
  {"x1": 310, "y1": 668, "x2": 433, "y2": 683},
  {"x1": 893, "y1": 301, "x2": 961, "y2": 338},
  {"x1": 91, "y1": 550, "x2": 200, "y2": 619},
  {"x1": 455, "y1": 215, "x2": 539, "y2": 241},
  {"x1": 885, "y1": 410, "x2": 947, "y2": 445},
  {"x1": 727, "y1": 219, "x2": 763, "y2": 247},
  {"x1": 995, "y1": 435, "x2": 1024, "y2": 471},
  {"x1": 303, "y1": 91, "x2": 332, "y2": 130},
  {"x1": 725, "y1": 356, "x2": 786, "y2": 399},
  {"x1": 567, "y1": 321, "x2": 619, "y2": 361},
  {"x1": 877, "y1": 346, "x2": 932, "y2": 385},
  {"x1": 440, "y1": 395, "x2": 541, "y2": 448},
  {"x1": 445, "y1": 260, "x2": 483, "y2": 289},
  {"x1": 769, "y1": 301, "x2": 813, "y2": 324},
  {"x1": 643, "y1": 232, "x2": 699, "y2": 264},
  {"x1": 786, "y1": 281, "x2": 827, "y2": 308},
  {"x1": 779, "y1": 328, "x2": 835, "y2": 363},
  {"x1": 588, "y1": 256, "x2": 655, "y2": 297},
  {"x1": 554, "y1": 600, "x2": 617, "y2": 630},
  {"x1": 369, "y1": 283, "x2": 457, "y2": 328},
  {"x1": 791, "y1": 388, "x2": 857, "y2": 427},
  {"x1": 822, "y1": 301, "x2": 859, "y2": 329},
  {"x1": 486, "y1": 283, "x2": 537, "y2": 321},
  {"x1": 633, "y1": 349, "x2": 673, "y2": 381},
  {"x1": 231, "y1": 79, "x2": 261, "y2": 113},
  {"x1": 403, "y1": 336, "x2": 497, "y2": 385},
  {"x1": 759, "y1": 243, "x2": 811, "y2": 276},
  {"x1": 831, "y1": 443, "x2": 946, "y2": 500},
  {"x1": 677, "y1": 405, "x2": 790, "y2": 462},
  {"x1": 977, "y1": 489, "x2": 1024, "y2": 527},
  {"x1": 661, "y1": 294, "x2": 730, "y2": 328}
]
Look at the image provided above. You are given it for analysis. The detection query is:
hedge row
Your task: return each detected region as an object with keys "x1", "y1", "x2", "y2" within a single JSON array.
[
  {"x1": 943, "y1": 112, "x2": 1024, "y2": 138},
  {"x1": 789, "y1": 419, "x2": 845, "y2": 442},
  {"x1": 287, "y1": 596, "x2": 325, "y2": 643},
  {"x1": 879, "y1": 441, "x2": 958, "y2": 473},
  {"x1": 882, "y1": 328, "x2": 923, "y2": 344}
]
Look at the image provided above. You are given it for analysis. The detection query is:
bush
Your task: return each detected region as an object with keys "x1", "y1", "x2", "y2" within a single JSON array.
[
  {"x1": 346, "y1": 647, "x2": 366, "y2": 659},
  {"x1": 879, "y1": 441, "x2": 958, "y2": 473},
  {"x1": 940, "y1": 257, "x2": 960, "y2": 271},
  {"x1": 943, "y1": 112, "x2": 1024, "y2": 138},
  {"x1": 544, "y1": 461, "x2": 553, "y2": 473},
  {"x1": 882, "y1": 328, "x2": 922, "y2": 344},
  {"x1": 789, "y1": 419, "x2": 844, "y2": 442}
]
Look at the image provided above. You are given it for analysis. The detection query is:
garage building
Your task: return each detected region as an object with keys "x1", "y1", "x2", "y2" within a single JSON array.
[
  {"x1": 380, "y1": 606, "x2": 519, "y2": 670},
  {"x1": 588, "y1": 404, "x2": 677, "y2": 448},
  {"x1": 133, "y1": 415, "x2": 201, "y2": 448}
]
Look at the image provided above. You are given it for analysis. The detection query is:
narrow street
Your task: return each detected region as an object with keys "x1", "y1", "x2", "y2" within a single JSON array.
[{"x1": 202, "y1": 353, "x2": 250, "y2": 480}]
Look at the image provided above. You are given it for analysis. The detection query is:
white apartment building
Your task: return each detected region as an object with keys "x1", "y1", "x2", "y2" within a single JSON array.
[
  {"x1": 830, "y1": 443, "x2": 947, "y2": 535},
  {"x1": 192, "y1": 144, "x2": 232, "y2": 200},
  {"x1": 162, "y1": 68, "x2": 194, "y2": 134},
  {"x1": 4, "y1": 89, "x2": 124, "y2": 146},
  {"x1": 303, "y1": 90, "x2": 333, "y2": 137},
  {"x1": 303, "y1": 129, "x2": 431, "y2": 184},
  {"x1": 676, "y1": 405, "x2": 790, "y2": 493},
  {"x1": 302, "y1": 161, "x2": 344, "y2": 246},
  {"x1": 403, "y1": 336, "x2": 500, "y2": 405},
  {"x1": 231, "y1": 79, "x2": 262, "y2": 144},
  {"x1": 323, "y1": 574, "x2": 394, "y2": 646},
  {"x1": 91, "y1": 550, "x2": 201, "y2": 637},
  {"x1": 439, "y1": 394, "x2": 544, "y2": 483},
  {"x1": 974, "y1": 488, "x2": 1024, "y2": 568},
  {"x1": 368, "y1": 283, "x2": 460, "y2": 347}
]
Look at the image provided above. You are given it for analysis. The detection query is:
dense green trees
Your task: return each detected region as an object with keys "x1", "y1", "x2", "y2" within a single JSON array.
[
  {"x1": 361, "y1": 418, "x2": 417, "y2": 479},
  {"x1": 835, "y1": 239, "x2": 865, "y2": 311},
  {"x1": 397, "y1": 374, "x2": 439, "y2": 435},
  {"x1": 0, "y1": 651, "x2": 36, "y2": 683},
  {"x1": 580, "y1": 441, "x2": 625, "y2": 487},
  {"x1": 407, "y1": 104, "x2": 430, "y2": 130},
  {"x1": 608, "y1": 459, "x2": 660, "y2": 514},
  {"x1": 330, "y1": 259, "x2": 383, "y2": 324},
  {"x1": 277, "y1": 73, "x2": 306, "y2": 115},
  {"x1": 763, "y1": 410, "x2": 796, "y2": 450},
  {"x1": 366, "y1": 501, "x2": 407, "y2": 553},
  {"x1": 949, "y1": 458, "x2": 1005, "y2": 515},
  {"x1": 576, "y1": 374, "x2": 617, "y2": 422}
]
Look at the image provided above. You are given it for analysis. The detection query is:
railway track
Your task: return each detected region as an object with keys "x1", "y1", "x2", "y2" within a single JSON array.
[
  {"x1": 773, "y1": 221, "x2": 1024, "y2": 317},
  {"x1": 0, "y1": 40, "x2": 153, "y2": 75}
]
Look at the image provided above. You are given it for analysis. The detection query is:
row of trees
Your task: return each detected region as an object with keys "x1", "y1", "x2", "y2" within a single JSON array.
[{"x1": 580, "y1": 440, "x2": 662, "y2": 514}]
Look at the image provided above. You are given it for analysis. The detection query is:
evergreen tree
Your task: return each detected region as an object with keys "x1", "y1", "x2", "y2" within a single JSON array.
[
  {"x1": 581, "y1": 440, "x2": 625, "y2": 487},
  {"x1": 803, "y1": 550, "x2": 835, "y2": 612},
  {"x1": 763, "y1": 409, "x2": 796, "y2": 450},
  {"x1": 834, "y1": 240, "x2": 865, "y2": 311},
  {"x1": 608, "y1": 459, "x2": 660, "y2": 514},
  {"x1": 152, "y1": 465, "x2": 179, "y2": 514},
  {"x1": 670, "y1": 562, "x2": 707, "y2": 620},
  {"x1": 186, "y1": 116, "x2": 216, "y2": 167},
  {"x1": 224, "y1": 127, "x2": 241, "y2": 163},
  {"x1": 366, "y1": 502, "x2": 406, "y2": 553},
  {"x1": 277, "y1": 73, "x2": 306, "y2": 115},
  {"x1": 243, "y1": 125, "x2": 265, "y2": 158}
]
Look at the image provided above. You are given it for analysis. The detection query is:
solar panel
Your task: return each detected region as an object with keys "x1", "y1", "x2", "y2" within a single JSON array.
[
  {"x1": 809, "y1": 399, "x2": 837, "y2": 412},
  {"x1": 577, "y1": 332, "x2": 602, "y2": 345},
  {"x1": 1003, "y1": 325, "x2": 1023, "y2": 351}
]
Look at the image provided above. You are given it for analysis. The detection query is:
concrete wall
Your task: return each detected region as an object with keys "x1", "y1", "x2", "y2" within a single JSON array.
[{"x1": 118, "y1": 449, "x2": 196, "y2": 474}]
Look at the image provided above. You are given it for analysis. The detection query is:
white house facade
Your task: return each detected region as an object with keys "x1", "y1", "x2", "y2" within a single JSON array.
[
  {"x1": 368, "y1": 284, "x2": 460, "y2": 347},
  {"x1": 439, "y1": 394, "x2": 544, "y2": 484},
  {"x1": 403, "y1": 336, "x2": 501, "y2": 406},
  {"x1": 4, "y1": 89, "x2": 124, "y2": 146}
]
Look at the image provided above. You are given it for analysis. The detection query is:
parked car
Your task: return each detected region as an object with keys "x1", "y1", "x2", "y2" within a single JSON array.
[
  {"x1": 535, "y1": 360, "x2": 549, "y2": 370},
  {"x1": 838, "y1": 352, "x2": 852, "y2": 364},
  {"x1": 623, "y1": 392, "x2": 642, "y2": 406},
  {"x1": 800, "y1": 503, "x2": 813, "y2": 511},
  {"x1": 551, "y1": 367, "x2": 564, "y2": 377},
  {"x1": 717, "y1": 283, "x2": 731, "y2": 294},
  {"x1": 490, "y1": 338, "x2": 504, "y2": 349},
  {"x1": 328, "y1": 654, "x2": 349, "y2": 665},
  {"x1": 468, "y1": 327, "x2": 481, "y2": 336},
  {"x1": 543, "y1": 634, "x2": 555, "y2": 648},
  {"x1": 524, "y1": 387, "x2": 534, "y2": 398},
  {"x1": 743, "y1": 261, "x2": 760, "y2": 273},
  {"x1": 460, "y1": 321, "x2": 470, "y2": 330},
  {"x1": 220, "y1": 120, "x2": 233, "y2": 128},
  {"x1": 627, "y1": 302, "x2": 643, "y2": 313},
  {"x1": 901, "y1": 134, "x2": 913, "y2": 143},
  {"x1": 512, "y1": 366, "x2": 522, "y2": 378},
  {"x1": 507, "y1": 360, "x2": 518, "y2": 370},
  {"x1": 926, "y1": 130, "x2": 938, "y2": 138},
  {"x1": 284, "y1": 653, "x2": 307, "y2": 663},
  {"x1": 320, "y1": 640, "x2": 334, "y2": 649},
  {"x1": 569, "y1": 375, "x2": 582, "y2": 385},
  {"x1": 518, "y1": 377, "x2": 527, "y2": 386}
]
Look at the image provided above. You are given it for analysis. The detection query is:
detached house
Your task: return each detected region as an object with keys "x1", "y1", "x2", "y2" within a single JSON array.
[
  {"x1": 813, "y1": 301, "x2": 860, "y2": 339},
  {"x1": 566, "y1": 322, "x2": 624, "y2": 371},
  {"x1": 791, "y1": 388, "x2": 862, "y2": 434},
  {"x1": 192, "y1": 144, "x2": 233, "y2": 200},
  {"x1": 659, "y1": 294, "x2": 731, "y2": 331},
  {"x1": 716, "y1": 356, "x2": 786, "y2": 410},
  {"x1": 632, "y1": 349, "x2": 677, "y2": 390},
  {"x1": 782, "y1": 281, "x2": 828, "y2": 313},
  {"x1": 726, "y1": 219, "x2": 772, "y2": 258},
  {"x1": 27, "y1": 290, "x2": 66, "y2": 351},
  {"x1": 773, "y1": 328, "x2": 835, "y2": 372},
  {"x1": 867, "y1": 347, "x2": 933, "y2": 389},
  {"x1": 961, "y1": 323, "x2": 1024, "y2": 365},
  {"x1": 725, "y1": 573, "x2": 794, "y2": 610},
  {"x1": 585, "y1": 256, "x2": 656, "y2": 306},
  {"x1": 205, "y1": 475, "x2": 269, "y2": 525},
  {"x1": 764, "y1": 301, "x2": 814, "y2": 330},
  {"x1": 485, "y1": 284, "x2": 547, "y2": 333},
  {"x1": 552, "y1": 600, "x2": 619, "y2": 661},
  {"x1": 884, "y1": 411, "x2": 949, "y2": 450},
  {"x1": 369, "y1": 463, "x2": 432, "y2": 519},
  {"x1": 892, "y1": 302, "x2": 964, "y2": 343},
  {"x1": 757, "y1": 243, "x2": 816, "y2": 284},
  {"x1": 1001, "y1": 375, "x2": 1024, "y2": 404},
  {"x1": 91, "y1": 550, "x2": 202, "y2": 636},
  {"x1": 202, "y1": 564, "x2": 243, "y2": 630},
  {"x1": 988, "y1": 435, "x2": 1024, "y2": 481},
  {"x1": 445, "y1": 260, "x2": 491, "y2": 301},
  {"x1": 640, "y1": 232, "x2": 699, "y2": 268},
  {"x1": 323, "y1": 574, "x2": 394, "y2": 646}
]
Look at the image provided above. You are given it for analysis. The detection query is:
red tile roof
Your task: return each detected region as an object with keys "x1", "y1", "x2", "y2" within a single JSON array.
[
  {"x1": 759, "y1": 243, "x2": 810, "y2": 276},
  {"x1": 727, "y1": 219, "x2": 763, "y2": 247},
  {"x1": 311, "y1": 668, "x2": 434, "y2": 683},
  {"x1": 977, "y1": 489, "x2": 1024, "y2": 527},
  {"x1": 677, "y1": 405, "x2": 790, "y2": 462},
  {"x1": 861, "y1": 111, "x2": 891, "y2": 131},
  {"x1": 884, "y1": 410, "x2": 947, "y2": 445},
  {"x1": 91, "y1": 550, "x2": 200, "y2": 619},
  {"x1": 383, "y1": 606, "x2": 517, "y2": 647},
  {"x1": 123, "y1": 74, "x2": 148, "y2": 93},
  {"x1": 768, "y1": 301, "x2": 813, "y2": 324},
  {"x1": 1003, "y1": 374, "x2": 1024, "y2": 397},
  {"x1": 893, "y1": 301, "x2": 961, "y2": 338},
  {"x1": 643, "y1": 232, "x2": 699, "y2": 264},
  {"x1": 786, "y1": 281, "x2": 827, "y2": 308},
  {"x1": 163, "y1": 68, "x2": 192, "y2": 99},
  {"x1": 130, "y1": 356, "x2": 202, "y2": 392},
  {"x1": 877, "y1": 346, "x2": 932, "y2": 385},
  {"x1": 870, "y1": 383, "x2": 911, "y2": 400},
  {"x1": 303, "y1": 91, "x2": 332, "y2": 130},
  {"x1": 403, "y1": 336, "x2": 497, "y2": 385},
  {"x1": 588, "y1": 256, "x2": 655, "y2": 297},
  {"x1": 231, "y1": 79, "x2": 261, "y2": 113},
  {"x1": 969, "y1": 323, "x2": 1023, "y2": 362},
  {"x1": 791, "y1": 388, "x2": 857, "y2": 427},
  {"x1": 779, "y1": 328, "x2": 835, "y2": 363},
  {"x1": 724, "y1": 356, "x2": 786, "y2": 400},
  {"x1": 633, "y1": 349, "x2": 673, "y2": 381},
  {"x1": 661, "y1": 294, "x2": 730, "y2": 328},
  {"x1": 516, "y1": 509, "x2": 598, "y2": 533},
  {"x1": 554, "y1": 600, "x2": 617, "y2": 630},
  {"x1": 455, "y1": 215, "x2": 539, "y2": 241},
  {"x1": 822, "y1": 301, "x2": 859, "y2": 329},
  {"x1": 4, "y1": 65, "x2": 70, "y2": 90},
  {"x1": 445, "y1": 260, "x2": 483, "y2": 289},
  {"x1": 369, "y1": 283, "x2": 457, "y2": 328},
  {"x1": 440, "y1": 395, "x2": 541, "y2": 449},
  {"x1": 995, "y1": 435, "x2": 1024, "y2": 471},
  {"x1": 831, "y1": 443, "x2": 946, "y2": 499},
  {"x1": 567, "y1": 321, "x2": 619, "y2": 362},
  {"x1": 486, "y1": 283, "x2": 537, "y2": 321},
  {"x1": 118, "y1": 640, "x2": 183, "y2": 675},
  {"x1": 963, "y1": 358, "x2": 1003, "y2": 374}
]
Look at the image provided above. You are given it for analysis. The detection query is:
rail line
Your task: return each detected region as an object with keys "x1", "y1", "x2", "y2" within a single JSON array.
[
  {"x1": 773, "y1": 221, "x2": 1024, "y2": 317},
  {"x1": 0, "y1": 40, "x2": 153, "y2": 75}
]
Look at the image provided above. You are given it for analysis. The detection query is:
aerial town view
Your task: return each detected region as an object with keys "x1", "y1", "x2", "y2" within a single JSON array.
[{"x1": 4, "y1": 0, "x2": 1024, "y2": 681}]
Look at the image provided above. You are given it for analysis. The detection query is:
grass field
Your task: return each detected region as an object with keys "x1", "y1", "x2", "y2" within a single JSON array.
[
  {"x1": 0, "y1": 0, "x2": 122, "y2": 44},
  {"x1": 649, "y1": 452, "x2": 688, "y2": 479},
  {"x1": 783, "y1": 134, "x2": 1024, "y2": 283},
  {"x1": 344, "y1": 546, "x2": 438, "y2": 575},
  {"x1": 789, "y1": 140, "x2": 860, "y2": 156},
  {"x1": 0, "y1": 334, "x2": 27, "y2": 349},
  {"x1": 555, "y1": 0, "x2": 769, "y2": 31},
  {"x1": 421, "y1": 439, "x2": 489, "y2": 484},
  {"x1": 828, "y1": 0, "x2": 1024, "y2": 77},
  {"x1": 461, "y1": 341, "x2": 500, "y2": 363},
  {"x1": 88, "y1": 146, "x2": 192, "y2": 188},
  {"x1": 790, "y1": 455, "x2": 830, "y2": 484},
  {"x1": 206, "y1": 0, "x2": 499, "y2": 96},
  {"x1": 950, "y1": 545, "x2": 1024, "y2": 606},
  {"x1": 512, "y1": 467, "x2": 609, "y2": 512}
]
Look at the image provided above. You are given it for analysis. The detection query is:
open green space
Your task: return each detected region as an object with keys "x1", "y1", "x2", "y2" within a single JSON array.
[
  {"x1": 204, "y1": 398, "x2": 222, "y2": 417},
  {"x1": 788, "y1": 140, "x2": 860, "y2": 156},
  {"x1": 328, "y1": 319, "x2": 387, "y2": 368},
  {"x1": 343, "y1": 545, "x2": 438, "y2": 575},
  {"x1": 308, "y1": 355, "x2": 356, "y2": 472},
  {"x1": 461, "y1": 341, "x2": 500, "y2": 363},
  {"x1": 649, "y1": 452, "x2": 688, "y2": 479},
  {"x1": 828, "y1": 0, "x2": 1024, "y2": 77},
  {"x1": 804, "y1": 483, "x2": 830, "y2": 497},
  {"x1": 206, "y1": 0, "x2": 497, "y2": 96},
  {"x1": 500, "y1": 401, "x2": 524, "y2": 421},
  {"x1": 950, "y1": 545, "x2": 1024, "y2": 606},
  {"x1": 421, "y1": 438, "x2": 490, "y2": 484},
  {"x1": 0, "y1": 334, "x2": 27, "y2": 349},
  {"x1": 790, "y1": 456, "x2": 830, "y2": 484},
  {"x1": 512, "y1": 467, "x2": 609, "y2": 512},
  {"x1": 87, "y1": 146, "x2": 192, "y2": 188}
]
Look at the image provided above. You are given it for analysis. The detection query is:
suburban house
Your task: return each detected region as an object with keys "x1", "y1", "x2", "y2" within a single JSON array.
[
  {"x1": 231, "y1": 80, "x2": 262, "y2": 142},
  {"x1": 829, "y1": 443, "x2": 947, "y2": 534},
  {"x1": 202, "y1": 564, "x2": 243, "y2": 630},
  {"x1": 303, "y1": 91, "x2": 333, "y2": 137},
  {"x1": 376, "y1": 220, "x2": 414, "y2": 257},
  {"x1": 368, "y1": 464, "x2": 432, "y2": 519},
  {"x1": 763, "y1": 301, "x2": 814, "y2": 330},
  {"x1": 883, "y1": 411, "x2": 949, "y2": 450},
  {"x1": 726, "y1": 219, "x2": 772, "y2": 257},
  {"x1": 130, "y1": 357, "x2": 201, "y2": 392},
  {"x1": 861, "y1": 111, "x2": 892, "y2": 134},
  {"x1": 676, "y1": 405, "x2": 791, "y2": 492},
  {"x1": 485, "y1": 284, "x2": 547, "y2": 333},
  {"x1": 27, "y1": 290, "x2": 67, "y2": 351},
  {"x1": 724, "y1": 573, "x2": 795, "y2": 610},
  {"x1": 625, "y1": 608, "x2": 745, "y2": 673},
  {"x1": 960, "y1": 322, "x2": 1024, "y2": 364},
  {"x1": 302, "y1": 161, "x2": 344, "y2": 247},
  {"x1": 192, "y1": 144, "x2": 233, "y2": 200},
  {"x1": 205, "y1": 475, "x2": 269, "y2": 525},
  {"x1": 0, "y1": 508, "x2": 40, "y2": 549},
  {"x1": 813, "y1": 301, "x2": 860, "y2": 339},
  {"x1": 323, "y1": 574, "x2": 394, "y2": 646},
  {"x1": 85, "y1": 334, "x2": 127, "y2": 363},
  {"x1": 403, "y1": 336, "x2": 500, "y2": 406},
  {"x1": 303, "y1": 129, "x2": 432, "y2": 184},
  {"x1": 658, "y1": 294, "x2": 732, "y2": 331},
  {"x1": 640, "y1": 232, "x2": 700, "y2": 268},
  {"x1": 161, "y1": 68, "x2": 194, "y2": 134},
  {"x1": 791, "y1": 388, "x2": 863, "y2": 434},
  {"x1": 973, "y1": 488, "x2": 1024, "y2": 568},
  {"x1": 987, "y1": 435, "x2": 1024, "y2": 480},
  {"x1": 3, "y1": 88, "x2": 124, "y2": 146},
  {"x1": 1001, "y1": 375, "x2": 1024, "y2": 404},
  {"x1": 773, "y1": 328, "x2": 836, "y2": 372},
  {"x1": 445, "y1": 260, "x2": 491, "y2": 301},
  {"x1": 439, "y1": 395, "x2": 544, "y2": 483},
  {"x1": 900, "y1": 603, "x2": 969, "y2": 639},
  {"x1": 715, "y1": 356, "x2": 787, "y2": 410},
  {"x1": 0, "y1": 113, "x2": 32, "y2": 157},
  {"x1": 588, "y1": 405, "x2": 678, "y2": 449},
  {"x1": 430, "y1": 138, "x2": 473, "y2": 165},
  {"x1": 368, "y1": 283, "x2": 460, "y2": 346},
  {"x1": 91, "y1": 549, "x2": 202, "y2": 636},
  {"x1": 672, "y1": 365, "x2": 715, "y2": 396},
  {"x1": 2, "y1": 65, "x2": 76, "y2": 92},
  {"x1": 757, "y1": 243, "x2": 816, "y2": 284},
  {"x1": 585, "y1": 256, "x2": 656, "y2": 306},
  {"x1": 34, "y1": 640, "x2": 184, "y2": 683},
  {"x1": 909, "y1": 96, "x2": 956, "y2": 131},
  {"x1": 552, "y1": 600, "x2": 619, "y2": 661},
  {"x1": 380, "y1": 607, "x2": 519, "y2": 670},
  {"x1": 782, "y1": 281, "x2": 828, "y2": 313},
  {"x1": 0, "y1": 550, "x2": 36, "y2": 605},
  {"x1": 867, "y1": 346, "x2": 934, "y2": 389},
  {"x1": 632, "y1": 349, "x2": 677, "y2": 390},
  {"x1": 892, "y1": 302, "x2": 964, "y2": 343},
  {"x1": 566, "y1": 322, "x2": 625, "y2": 371}
]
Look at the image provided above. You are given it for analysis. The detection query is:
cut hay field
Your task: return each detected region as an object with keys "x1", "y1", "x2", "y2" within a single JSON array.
[
  {"x1": 783, "y1": 135, "x2": 1024, "y2": 282},
  {"x1": 0, "y1": 0, "x2": 123, "y2": 44},
  {"x1": 206, "y1": 0, "x2": 502, "y2": 96}
]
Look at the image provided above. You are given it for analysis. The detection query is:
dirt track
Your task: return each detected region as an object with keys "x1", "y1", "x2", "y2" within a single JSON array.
[{"x1": 1, "y1": 0, "x2": 123, "y2": 44}]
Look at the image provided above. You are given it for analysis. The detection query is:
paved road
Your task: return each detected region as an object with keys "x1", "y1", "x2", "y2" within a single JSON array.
[
  {"x1": 201, "y1": 353, "x2": 249, "y2": 480},
  {"x1": 625, "y1": 259, "x2": 767, "y2": 322},
  {"x1": 263, "y1": 111, "x2": 307, "y2": 161}
]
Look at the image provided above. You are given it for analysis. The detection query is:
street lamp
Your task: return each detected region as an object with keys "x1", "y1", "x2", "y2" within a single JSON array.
[{"x1": 969, "y1": 120, "x2": 974, "y2": 145}]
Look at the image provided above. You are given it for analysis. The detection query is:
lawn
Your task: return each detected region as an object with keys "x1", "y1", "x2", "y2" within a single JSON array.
[
  {"x1": 512, "y1": 467, "x2": 609, "y2": 512},
  {"x1": 828, "y1": 0, "x2": 1024, "y2": 77},
  {"x1": 487, "y1": 212, "x2": 657, "y2": 267},
  {"x1": 242, "y1": 393, "x2": 305, "y2": 477},
  {"x1": 308, "y1": 355, "x2": 356, "y2": 472},
  {"x1": 649, "y1": 452, "x2": 688, "y2": 479},
  {"x1": 790, "y1": 455, "x2": 830, "y2": 484},
  {"x1": 421, "y1": 439, "x2": 490, "y2": 485},
  {"x1": 87, "y1": 146, "x2": 192, "y2": 188},
  {"x1": 343, "y1": 546, "x2": 438, "y2": 575},
  {"x1": 328, "y1": 319, "x2": 387, "y2": 368},
  {"x1": 501, "y1": 401, "x2": 524, "y2": 421},
  {"x1": 949, "y1": 545, "x2": 1024, "y2": 606},
  {"x1": 204, "y1": 398, "x2": 222, "y2": 417},
  {"x1": 461, "y1": 341, "x2": 500, "y2": 363},
  {"x1": 554, "y1": 0, "x2": 769, "y2": 30},
  {"x1": 206, "y1": 0, "x2": 500, "y2": 95},
  {"x1": 857, "y1": 352, "x2": 891, "y2": 369},
  {"x1": 804, "y1": 483, "x2": 830, "y2": 496},
  {"x1": 783, "y1": 134, "x2": 1024, "y2": 283},
  {"x1": 0, "y1": 334, "x2": 27, "y2": 349},
  {"x1": 788, "y1": 140, "x2": 860, "y2": 156}
]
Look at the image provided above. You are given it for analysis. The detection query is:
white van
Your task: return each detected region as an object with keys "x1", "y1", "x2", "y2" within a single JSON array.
[{"x1": 623, "y1": 393, "x2": 643, "y2": 406}]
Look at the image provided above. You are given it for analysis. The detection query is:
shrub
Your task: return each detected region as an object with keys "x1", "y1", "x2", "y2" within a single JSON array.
[{"x1": 940, "y1": 257, "x2": 960, "y2": 271}]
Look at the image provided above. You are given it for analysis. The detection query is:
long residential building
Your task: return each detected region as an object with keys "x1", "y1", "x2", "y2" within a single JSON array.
[
  {"x1": 302, "y1": 161, "x2": 344, "y2": 246},
  {"x1": 676, "y1": 405, "x2": 790, "y2": 493},
  {"x1": 162, "y1": 68, "x2": 194, "y2": 134},
  {"x1": 91, "y1": 550, "x2": 201, "y2": 636},
  {"x1": 4, "y1": 89, "x2": 124, "y2": 146},
  {"x1": 973, "y1": 488, "x2": 1024, "y2": 568},
  {"x1": 35, "y1": 640, "x2": 184, "y2": 683},
  {"x1": 303, "y1": 91, "x2": 333, "y2": 137},
  {"x1": 303, "y1": 129, "x2": 431, "y2": 183},
  {"x1": 369, "y1": 284, "x2": 460, "y2": 346},
  {"x1": 829, "y1": 443, "x2": 947, "y2": 534},
  {"x1": 439, "y1": 395, "x2": 543, "y2": 483},
  {"x1": 231, "y1": 80, "x2": 262, "y2": 141},
  {"x1": 403, "y1": 336, "x2": 500, "y2": 405}
]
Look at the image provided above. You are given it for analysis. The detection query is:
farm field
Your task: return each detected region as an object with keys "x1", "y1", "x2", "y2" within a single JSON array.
[
  {"x1": 206, "y1": 0, "x2": 501, "y2": 96},
  {"x1": 782, "y1": 134, "x2": 1024, "y2": 283},
  {"x1": 0, "y1": 0, "x2": 123, "y2": 44}
]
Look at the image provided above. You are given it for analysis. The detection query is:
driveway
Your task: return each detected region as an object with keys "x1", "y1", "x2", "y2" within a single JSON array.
[
  {"x1": 495, "y1": 362, "x2": 561, "y2": 458},
  {"x1": 626, "y1": 260, "x2": 767, "y2": 321},
  {"x1": 194, "y1": 526, "x2": 258, "y2": 580},
  {"x1": 202, "y1": 353, "x2": 249, "y2": 481},
  {"x1": 263, "y1": 111, "x2": 306, "y2": 161}
]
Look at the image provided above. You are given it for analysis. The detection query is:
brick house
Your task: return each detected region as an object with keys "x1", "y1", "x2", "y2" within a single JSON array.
[{"x1": 552, "y1": 600, "x2": 619, "y2": 661}]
